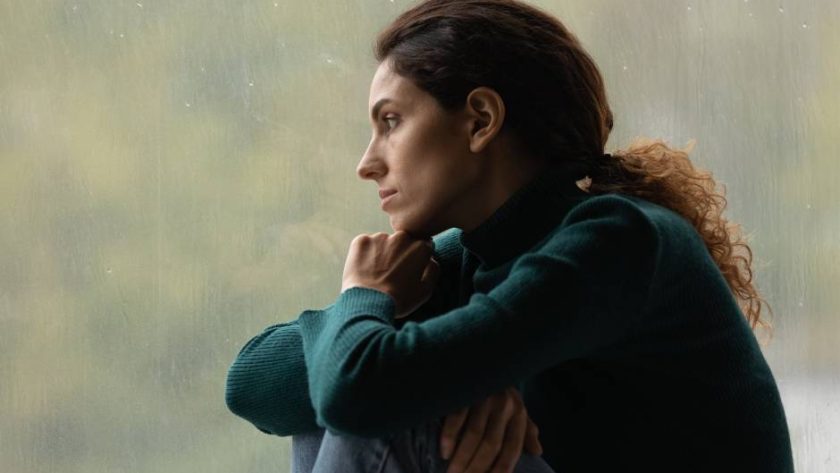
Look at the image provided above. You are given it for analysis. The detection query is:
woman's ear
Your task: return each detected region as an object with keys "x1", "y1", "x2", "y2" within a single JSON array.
[{"x1": 463, "y1": 86, "x2": 506, "y2": 154}]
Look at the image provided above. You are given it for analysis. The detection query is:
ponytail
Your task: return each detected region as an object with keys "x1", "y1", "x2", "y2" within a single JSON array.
[{"x1": 590, "y1": 137, "x2": 772, "y2": 337}]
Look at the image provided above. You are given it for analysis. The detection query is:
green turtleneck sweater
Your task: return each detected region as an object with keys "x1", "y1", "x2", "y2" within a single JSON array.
[{"x1": 225, "y1": 167, "x2": 793, "y2": 472}]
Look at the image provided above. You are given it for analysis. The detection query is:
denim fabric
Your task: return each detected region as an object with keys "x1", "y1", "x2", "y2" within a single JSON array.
[{"x1": 291, "y1": 416, "x2": 557, "y2": 473}]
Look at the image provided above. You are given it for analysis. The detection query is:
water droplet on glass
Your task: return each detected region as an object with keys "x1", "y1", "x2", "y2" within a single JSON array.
[
  {"x1": 806, "y1": 204, "x2": 811, "y2": 209},
  {"x1": 801, "y1": 22, "x2": 808, "y2": 28},
  {"x1": 136, "y1": 2, "x2": 143, "y2": 7},
  {"x1": 248, "y1": 81, "x2": 254, "y2": 86},
  {"x1": 185, "y1": 102, "x2": 191, "y2": 107},
  {"x1": 778, "y1": 7, "x2": 784, "y2": 13},
  {"x1": 106, "y1": 268, "x2": 112, "y2": 274}
]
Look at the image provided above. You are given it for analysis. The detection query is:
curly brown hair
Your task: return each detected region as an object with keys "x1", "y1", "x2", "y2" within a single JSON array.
[
  {"x1": 374, "y1": 0, "x2": 771, "y2": 332},
  {"x1": 598, "y1": 138, "x2": 772, "y2": 334}
]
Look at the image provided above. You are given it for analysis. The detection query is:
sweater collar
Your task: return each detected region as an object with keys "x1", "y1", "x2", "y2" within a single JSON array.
[{"x1": 458, "y1": 165, "x2": 591, "y2": 269}]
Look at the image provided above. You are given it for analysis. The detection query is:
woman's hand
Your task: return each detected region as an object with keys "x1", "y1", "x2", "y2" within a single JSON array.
[
  {"x1": 440, "y1": 387, "x2": 543, "y2": 473},
  {"x1": 341, "y1": 230, "x2": 440, "y2": 319}
]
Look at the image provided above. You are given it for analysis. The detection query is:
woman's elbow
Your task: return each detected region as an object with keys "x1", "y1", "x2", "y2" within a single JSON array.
[
  {"x1": 224, "y1": 364, "x2": 251, "y2": 418},
  {"x1": 224, "y1": 358, "x2": 272, "y2": 424}
]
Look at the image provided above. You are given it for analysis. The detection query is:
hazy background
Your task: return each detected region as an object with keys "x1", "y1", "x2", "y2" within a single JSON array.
[{"x1": 1, "y1": 0, "x2": 838, "y2": 472}]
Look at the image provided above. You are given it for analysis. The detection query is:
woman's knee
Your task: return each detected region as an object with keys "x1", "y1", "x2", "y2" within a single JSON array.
[
  {"x1": 388, "y1": 416, "x2": 449, "y2": 473},
  {"x1": 308, "y1": 417, "x2": 450, "y2": 473}
]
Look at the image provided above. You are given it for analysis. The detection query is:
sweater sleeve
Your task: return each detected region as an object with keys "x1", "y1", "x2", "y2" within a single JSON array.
[
  {"x1": 224, "y1": 228, "x2": 464, "y2": 437},
  {"x1": 225, "y1": 319, "x2": 321, "y2": 436},
  {"x1": 298, "y1": 196, "x2": 659, "y2": 438}
]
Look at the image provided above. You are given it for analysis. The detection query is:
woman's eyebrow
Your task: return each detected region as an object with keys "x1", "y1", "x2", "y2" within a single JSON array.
[{"x1": 370, "y1": 98, "x2": 395, "y2": 122}]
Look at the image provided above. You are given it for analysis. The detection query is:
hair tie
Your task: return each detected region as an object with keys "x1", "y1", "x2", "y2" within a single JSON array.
[
  {"x1": 576, "y1": 152, "x2": 613, "y2": 193},
  {"x1": 575, "y1": 174, "x2": 593, "y2": 193}
]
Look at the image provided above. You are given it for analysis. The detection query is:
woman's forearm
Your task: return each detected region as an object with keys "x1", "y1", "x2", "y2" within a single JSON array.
[{"x1": 225, "y1": 319, "x2": 321, "y2": 436}]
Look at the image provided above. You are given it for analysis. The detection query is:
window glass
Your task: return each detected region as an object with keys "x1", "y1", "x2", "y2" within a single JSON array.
[{"x1": 0, "y1": 1, "x2": 836, "y2": 472}]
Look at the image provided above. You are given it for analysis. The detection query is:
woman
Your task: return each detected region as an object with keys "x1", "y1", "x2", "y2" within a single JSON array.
[{"x1": 225, "y1": 1, "x2": 794, "y2": 472}]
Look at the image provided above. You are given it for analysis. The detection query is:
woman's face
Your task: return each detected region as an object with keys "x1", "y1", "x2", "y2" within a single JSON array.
[{"x1": 357, "y1": 59, "x2": 482, "y2": 239}]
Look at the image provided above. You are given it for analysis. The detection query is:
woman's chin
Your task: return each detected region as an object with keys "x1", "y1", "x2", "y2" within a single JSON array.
[
  {"x1": 389, "y1": 216, "x2": 416, "y2": 234},
  {"x1": 388, "y1": 217, "x2": 408, "y2": 233},
  {"x1": 389, "y1": 215, "x2": 439, "y2": 240}
]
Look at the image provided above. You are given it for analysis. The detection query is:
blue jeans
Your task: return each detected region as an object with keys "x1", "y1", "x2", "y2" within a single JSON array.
[{"x1": 291, "y1": 416, "x2": 557, "y2": 473}]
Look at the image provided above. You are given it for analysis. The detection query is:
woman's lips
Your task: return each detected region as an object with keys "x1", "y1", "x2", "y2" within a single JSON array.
[
  {"x1": 379, "y1": 189, "x2": 398, "y2": 199},
  {"x1": 380, "y1": 192, "x2": 397, "y2": 209}
]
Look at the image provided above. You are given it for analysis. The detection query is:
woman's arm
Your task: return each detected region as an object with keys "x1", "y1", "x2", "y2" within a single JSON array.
[
  {"x1": 224, "y1": 296, "x2": 453, "y2": 436},
  {"x1": 225, "y1": 319, "x2": 320, "y2": 436},
  {"x1": 298, "y1": 196, "x2": 659, "y2": 438},
  {"x1": 224, "y1": 228, "x2": 465, "y2": 436}
]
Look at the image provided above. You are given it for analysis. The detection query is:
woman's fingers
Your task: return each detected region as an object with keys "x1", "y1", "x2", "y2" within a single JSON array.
[
  {"x1": 445, "y1": 399, "x2": 493, "y2": 473},
  {"x1": 461, "y1": 398, "x2": 513, "y2": 473},
  {"x1": 440, "y1": 406, "x2": 469, "y2": 460},
  {"x1": 490, "y1": 406, "x2": 528, "y2": 473},
  {"x1": 441, "y1": 387, "x2": 541, "y2": 473},
  {"x1": 523, "y1": 417, "x2": 543, "y2": 455}
]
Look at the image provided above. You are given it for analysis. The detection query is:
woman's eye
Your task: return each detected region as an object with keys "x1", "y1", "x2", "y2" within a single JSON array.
[{"x1": 383, "y1": 116, "x2": 399, "y2": 130}]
